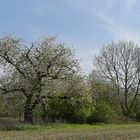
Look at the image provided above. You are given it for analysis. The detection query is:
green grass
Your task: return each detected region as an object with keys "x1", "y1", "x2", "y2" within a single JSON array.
[{"x1": 1, "y1": 123, "x2": 140, "y2": 140}]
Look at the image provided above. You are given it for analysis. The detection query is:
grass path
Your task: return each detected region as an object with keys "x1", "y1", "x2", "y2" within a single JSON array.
[{"x1": 0, "y1": 123, "x2": 140, "y2": 140}]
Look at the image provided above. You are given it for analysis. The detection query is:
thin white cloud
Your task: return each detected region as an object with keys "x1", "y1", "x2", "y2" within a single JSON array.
[
  {"x1": 60, "y1": 0, "x2": 140, "y2": 73},
  {"x1": 96, "y1": 12, "x2": 140, "y2": 43},
  {"x1": 62, "y1": 0, "x2": 140, "y2": 42}
]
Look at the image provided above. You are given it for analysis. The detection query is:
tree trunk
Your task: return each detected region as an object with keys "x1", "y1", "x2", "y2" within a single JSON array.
[
  {"x1": 24, "y1": 95, "x2": 33, "y2": 123},
  {"x1": 24, "y1": 104, "x2": 33, "y2": 124}
]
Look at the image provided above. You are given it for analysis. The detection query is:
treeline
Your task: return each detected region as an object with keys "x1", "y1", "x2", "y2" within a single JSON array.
[{"x1": 0, "y1": 35, "x2": 140, "y2": 124}]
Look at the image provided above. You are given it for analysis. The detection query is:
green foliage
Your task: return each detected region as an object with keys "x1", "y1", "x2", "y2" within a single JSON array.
[
  {"x1": 88, "y1": 101, "x2": 117, "y2": 123},
  {"x1": 47, "y1": 92, "x2": 92, "y2": 123},
  {"x1": 89, "y1": 71, "x2": 119, "y2": 107},
  {"x1": 48, "y1": 100, "x2": 82, "y2": 123},
  {"x1": 136, "y1": 111, "x2": 140, "y2": 121}
]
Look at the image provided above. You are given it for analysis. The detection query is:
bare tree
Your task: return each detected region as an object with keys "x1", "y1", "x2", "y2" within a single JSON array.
[
  {"x1": 95, "y1": 40, "x2": 140, "y2": 116},
  {"x1": 0, "y1": 35, "x2": 79, "y2": 123}
]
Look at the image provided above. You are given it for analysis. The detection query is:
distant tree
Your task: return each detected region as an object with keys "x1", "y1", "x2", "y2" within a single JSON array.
[
  {"x1": 95, "y1": 40, "x2": 140, "y2": 116},
  {"x1": 0, "y1": 35, "x2": 79, "y2": 123}
]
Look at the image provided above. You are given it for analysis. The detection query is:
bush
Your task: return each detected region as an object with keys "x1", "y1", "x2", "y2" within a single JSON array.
[
  {"x1": 88, "y1": 101, "x2": 116, "y2": 123},
  {"x1": 136, "y1": 111, "x2": 140, "y2": 121},
  {"x1": 47, "y1": 96, "x2": 92, "y2": 123}
]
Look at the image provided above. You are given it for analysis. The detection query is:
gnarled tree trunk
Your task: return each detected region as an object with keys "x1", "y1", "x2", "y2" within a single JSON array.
[
  {"x1": 24, "y1": 96, "x2": 33, "y2": 124},
  {"x1": 24, "y1": 104, "x2": 33, "y2": 124}
]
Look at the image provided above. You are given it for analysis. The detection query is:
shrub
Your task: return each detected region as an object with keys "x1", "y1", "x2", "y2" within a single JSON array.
[
  {"x1": 136, "y1": 111, "x2": 140, "y2": 121},
  {"x1": 47, "y1": 96, "x2": 92, "y2": 123},
  {"x1": 88, "y1": 101, "x2": 116, "y2": 123}
]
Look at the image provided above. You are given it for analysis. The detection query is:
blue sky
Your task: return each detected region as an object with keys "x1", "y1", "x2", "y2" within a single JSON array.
[{"x1": 0, "y1": 0, "x2": 140, "y2": 74}]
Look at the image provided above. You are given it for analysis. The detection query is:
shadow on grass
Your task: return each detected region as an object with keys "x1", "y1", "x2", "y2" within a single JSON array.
[
  {"x1": 1, "y1": 125, "x2": 41, "y2": 131},
  {"x1": 0, "y1": 118, "x2": 42, "y2": 131}
]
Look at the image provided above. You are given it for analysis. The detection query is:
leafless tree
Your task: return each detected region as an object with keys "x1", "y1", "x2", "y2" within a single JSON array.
[{"x1": 95, "y1": 40, "x2": 140, "y2": 116}]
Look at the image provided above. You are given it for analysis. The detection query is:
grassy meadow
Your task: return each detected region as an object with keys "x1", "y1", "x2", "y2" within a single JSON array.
[{"x1": 1, "y1": 123, "x2": 140, "y2": 140}]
